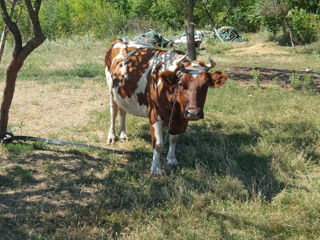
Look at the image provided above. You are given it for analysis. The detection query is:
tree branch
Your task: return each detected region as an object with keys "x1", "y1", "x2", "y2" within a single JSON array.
[
  {"x1": 0, "y1": 0, "x2": 23, "y2": 56},
  {"x1": 24, "y1": 0, "x2": 44, "y2": 41}
]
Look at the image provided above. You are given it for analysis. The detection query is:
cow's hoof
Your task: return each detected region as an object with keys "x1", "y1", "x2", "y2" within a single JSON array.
[
  {"x1": 151, "y1": 167, "x2": 162, "y2": 176},
  {"x1": 106, "y1": 137, "x2": 115, "y2": 144},
  {"x1": 119, "y1": 132, "x2": 128, "y2": 141},
  {"x1": 166, "y1": 163, "x2": 178, "y2": 172}
]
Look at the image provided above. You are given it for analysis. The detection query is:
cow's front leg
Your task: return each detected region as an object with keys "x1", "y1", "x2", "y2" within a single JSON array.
[
  {"x1": 166, "y1": 134, "x2": 178, "y2": 171},
  {"x1": 150, "y1": 120, "x2": 163, "y2": 175},
  {"x1": 107, "y1": 95, "x2": 118, "y2": 144},
  {"x1": 119, "y1": 108, "x2": 127, "y2": 141}
]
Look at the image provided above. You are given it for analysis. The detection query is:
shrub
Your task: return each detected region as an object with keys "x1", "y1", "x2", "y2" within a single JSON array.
[
  {"x1": 304, "y1": 73, "x2": 314, "y2": 91},
  {"x1": 250, "y1": 68, "x2": 261, "y2": 88},
  {"x1": 74, "y1": 63, "x2": 103, "y2": 78},
  {"x1": 289, "y1": 72, "x2": 302, "y2": 89},
  {"x1": 286, "y1": 8, "x2": 319, "y2": 44}
]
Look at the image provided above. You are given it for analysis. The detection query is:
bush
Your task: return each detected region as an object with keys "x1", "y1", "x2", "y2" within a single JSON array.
[
  {"x1": 304, "y1": 73, "x2": 314, "y2": 91},
  {"x1": 250, "y1": 68, "x2": 261, "y2": 88},
  {"x1": 286, "y1": 8, "x2": 319, "y2": 44},
  {"x1": 289, "y1": 72, "x2": 302, "y2": 89}
]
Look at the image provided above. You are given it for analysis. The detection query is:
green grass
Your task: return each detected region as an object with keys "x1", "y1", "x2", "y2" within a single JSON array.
[
  {"x1": 1, "y1": 81, "x2": 320, "y2": 239},
  {"x1": 1, "y1": 35, "x2": 320, "y2": 239}
]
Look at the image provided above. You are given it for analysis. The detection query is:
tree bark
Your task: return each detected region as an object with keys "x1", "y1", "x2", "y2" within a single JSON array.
[
  {"x1": 0, "y1": 0, "x2": 45, "y2": 139},
  {"x1": 184, "y1": 0, "x2": 196, "y2": 61}
]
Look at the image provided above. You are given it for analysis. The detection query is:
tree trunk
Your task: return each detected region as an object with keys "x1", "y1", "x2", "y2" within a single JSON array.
[
  {"x1": 0, "y1": 26, "x2": 9, "y2": 64},
  {"x1": 285, "y1": 19, "x2": 295, "y2": 49},
  {"x1": 0, "y1": 0, "x2": 45, "y2": 139},
  {"x1": 184, "y1": 0, "x2": 196, "y2": 61},
  {"x1": 0, "y1": 57, "x2": 24, "y2": 136}
]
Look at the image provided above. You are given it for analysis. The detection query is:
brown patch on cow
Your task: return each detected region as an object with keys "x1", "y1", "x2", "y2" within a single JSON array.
[
  {"x1": 148, "y1": 70, "x2": 189, "y2": 134},
  {"x1": 105, "y1": 40, "x2": 119, "y2": 68},
  {"x1": 198, "y1": 61, "x2": 206, "y2": 67},
  {"x1": 137, "y1": 93, "x2": 148, "y2": 106},
  {"x1": 118, "y1": 87, "x2": 128, "y2": 98},
  {"x1": 118, "y1": 48, "x2": 164, "y2": 98},
  {"x1": 106, "y1": 39, "x2": 166, "y2": 99},
  {"x1": 160, "y1": 71, "x2": 177, "y2": 85}
]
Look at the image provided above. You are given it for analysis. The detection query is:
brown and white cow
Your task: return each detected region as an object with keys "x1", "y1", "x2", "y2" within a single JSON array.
[{"x1": 105, "y1": 38, "x2": 227, "y2": 174}]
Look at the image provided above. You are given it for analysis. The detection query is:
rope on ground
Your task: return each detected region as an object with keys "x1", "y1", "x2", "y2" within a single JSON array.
[{"x1": 1, "y1": 131, "x2": 135, "y2": 155}]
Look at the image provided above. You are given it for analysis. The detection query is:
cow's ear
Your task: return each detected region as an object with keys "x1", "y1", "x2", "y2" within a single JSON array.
[
  {"x1": 160, "y1": 71, "x2": 178, "y2": 85},
  {"x1": 210, "y1": 71, "x2": 228, "y2": 88}
]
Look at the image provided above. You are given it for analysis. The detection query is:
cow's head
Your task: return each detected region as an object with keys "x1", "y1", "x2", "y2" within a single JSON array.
[{"x1": 160, "y1": 56, "x2": 228, "y2": 120}]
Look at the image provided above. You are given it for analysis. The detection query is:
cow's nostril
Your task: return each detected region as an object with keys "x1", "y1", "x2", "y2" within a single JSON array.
[{"x1": 186, "y1": 109, "x2": 200, "y2": 116}]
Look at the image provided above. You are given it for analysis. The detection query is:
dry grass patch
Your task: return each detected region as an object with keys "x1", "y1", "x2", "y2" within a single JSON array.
[
  {"x1": 0, "y1": 80, "x2": 108, "y2": 144},
  {"x1": 229, "y1": 43, "x2": 289, "y2": 55}
]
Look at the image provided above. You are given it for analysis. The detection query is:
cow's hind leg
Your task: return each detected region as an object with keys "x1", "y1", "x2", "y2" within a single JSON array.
[
  {"x1": 119, "y1": 108, "x2": 128, "y2": 141},
  {"x1": 107, "y1": 95, "x2": 118, "y2": 144},
  {"x1": 166, "y1": 134, "x2": 178, "y2": 171},
  {"x1": 150, "y1": 120, "x2": 163, "y2": 175}
]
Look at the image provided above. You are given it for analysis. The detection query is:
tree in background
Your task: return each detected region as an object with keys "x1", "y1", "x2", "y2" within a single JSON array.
[
  {"x1": 183, "y1": 0, "x2": 196, "y2": 60},
  {"x1": 258, "y1": 0, "x2": 319, "y2": 46},
  {"x1": 258, "y1": 0, "x2": 289, "y2": 42},
  {"x1": 195, "y1": 0, "x2": 237, "y2": 28},
  {"x1": 0, "y1": 0, "x2": 45, "y2": 139}
]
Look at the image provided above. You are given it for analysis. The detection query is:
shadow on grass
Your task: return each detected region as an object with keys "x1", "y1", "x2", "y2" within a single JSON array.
[{"x1": 0, "y1": 118, "x2": 318, "y2": 238}]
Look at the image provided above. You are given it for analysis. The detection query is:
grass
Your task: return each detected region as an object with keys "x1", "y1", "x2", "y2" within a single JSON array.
[
  {"x1": 203, "y1": 33, "x2": 320, "y2": 72},
  {"x1": 0, "y1": 34, "x2": 320, "y2": 239}
]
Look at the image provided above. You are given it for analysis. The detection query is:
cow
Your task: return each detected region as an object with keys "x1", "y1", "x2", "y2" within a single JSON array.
[{"x1": 105, "y1": 38, "x2": 228, "y2": 175}]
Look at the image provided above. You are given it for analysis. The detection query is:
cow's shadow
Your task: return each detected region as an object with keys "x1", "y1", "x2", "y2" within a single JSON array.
[
  {"x1": 131, "y1": 119, "x2": 315, "y2": 201},
  {"x1": 174, "y1": 122, "x2": 281, "y2": 201},
  {"x1": 0, "y1": 119, "x2": 317, "y2": 238}
]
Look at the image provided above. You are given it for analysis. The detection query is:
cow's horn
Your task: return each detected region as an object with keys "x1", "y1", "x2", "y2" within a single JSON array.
[
  {"x1": 207, "y1": 56, "x2": 216, "y2": 69},
  {"x1": 175, "y1": 54, "x2": 188, "y2": 67}
]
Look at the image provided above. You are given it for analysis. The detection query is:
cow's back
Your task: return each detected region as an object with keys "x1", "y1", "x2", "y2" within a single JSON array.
[{"x1": 105, "y1": 39, "x2": 175, "y2": 118}]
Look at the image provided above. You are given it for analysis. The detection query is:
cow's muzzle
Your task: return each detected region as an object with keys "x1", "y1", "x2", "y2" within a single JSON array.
[{"x1": 184, "y1": 108, "x2": 204, "y2": 120}]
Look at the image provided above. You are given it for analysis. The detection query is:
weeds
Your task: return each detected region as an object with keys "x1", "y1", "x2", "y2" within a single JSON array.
[
  {"x1": 272, "y1": 76, "x2": 279, "y2": 87},
  {"x1": 205, "y1": 40, "x2": 233, "y2": 55},
  {"x1": 304, "y1": 73, "x2": 314, "y2": 91},
  {"x1": 289, "y1": 72, "x2": 302, "y2": 89},
  {"x1": 250, "y1": 67, "x2": 261, "y2": 88}
]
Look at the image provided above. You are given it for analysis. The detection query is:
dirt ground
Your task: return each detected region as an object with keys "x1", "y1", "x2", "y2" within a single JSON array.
[
  {"x1": 0, "y1": 80, "x2": 108, "y2": 143},
  {"x1": 226, "y1": 66, "x2": 320, "y2": 91}
]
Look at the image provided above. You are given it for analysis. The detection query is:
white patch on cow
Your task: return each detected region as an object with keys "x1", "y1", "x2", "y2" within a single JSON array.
[
  {"x1": 151, "y1": 118, "x2": 163, "y2": 174},
  {"x1": 112, "y1": 87, "x2": 148, "y2": 117},
  {"x1": 111, "y1": 48, "x2": 124, "y2": 67},
  {"x1": 156, "y1": 79, "x2": 162, "y2": 88},
  {"x1": 105, "y1": 66, "x2": 113, "y2": 90},
  {"x1": 189, "y1": 70, "x2": 202, "y2": 79},
  {"x1": 107, "y1": 95, "x2": 118, "y2": 144},
  {"x1": 119, "y1": 108, "x2": 127, "y2": 141},
  {"x1": 167, "y1": 134, "x2": 178, "y2": 167},
  {"x1": 161, "y1": 51, "x2": 183, "y2": 72},
  {"x1": 151, "y1": 149, "x2": 162, "y2": 174},
  {"x1": 134, "y1": 52, "x2": 159, "y2": 95}
]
